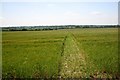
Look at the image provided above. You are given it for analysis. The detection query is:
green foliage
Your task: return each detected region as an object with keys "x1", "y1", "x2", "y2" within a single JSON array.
[
  {"x1": 68, "y1": 28, "x2": 118, "y2": 78},
  {"x1": 2, "y1": 30, "x2": 67, "y2": 78},
  {"x1": 2, "y1": 28, "x2": 118, "y2": 78}
]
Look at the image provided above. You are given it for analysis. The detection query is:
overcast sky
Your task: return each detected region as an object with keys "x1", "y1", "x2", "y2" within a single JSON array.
[{"x1": 0, "y1": 0, "x2": 119, "y2": 27}]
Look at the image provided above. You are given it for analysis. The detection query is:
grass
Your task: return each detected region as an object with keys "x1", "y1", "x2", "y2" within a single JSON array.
[
  {"x1": 2, "y1": 28, "x2": 119, "y2": 78},
  {"x1": 0, "y1": 29, "x2": 2, "y2": 78},
  {"x1": 2, "y1": 30, "x2": 67, "y2": 78},
  {"x1": 60, "y1": 33, "x2": 87, "y2": 78},
  {"x1": 69, "y1": 28, "x2": 118, "y2": 78}
]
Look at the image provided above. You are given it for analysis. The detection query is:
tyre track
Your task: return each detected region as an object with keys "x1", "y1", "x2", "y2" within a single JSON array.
[
  {"x1": 60, "y1": 33, "x2": 87, "y2": 78},
  {"x1": 58, "y1": 35, "x2": 67, "y2": 78},
  {"x1": 58, "y1": 31, "x2": 113, "y2": 79}
]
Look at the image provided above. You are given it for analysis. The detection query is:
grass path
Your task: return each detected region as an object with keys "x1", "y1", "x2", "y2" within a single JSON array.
[
  {"x1": 59, "y1": 32, "x2": 113, "y2": 78},
  {"x1": 60, "y1": 33, "x2": 87, "y2": 78}
]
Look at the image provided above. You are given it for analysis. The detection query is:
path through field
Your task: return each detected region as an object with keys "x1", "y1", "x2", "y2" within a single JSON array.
[
  {"x1": 60, "y1": 33, "x2": 87, "y2": 78},
  {"x1": 59, "y1": 32, "x2": 113, "y2": 78}
]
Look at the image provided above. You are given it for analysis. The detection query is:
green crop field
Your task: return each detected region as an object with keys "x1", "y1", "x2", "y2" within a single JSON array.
[
  {"x1": 2, "y1": 28, "x2": 119, "y2": 78},
  {"x1": 67, "y1": 28, "x2": 118, "y2": 78}
]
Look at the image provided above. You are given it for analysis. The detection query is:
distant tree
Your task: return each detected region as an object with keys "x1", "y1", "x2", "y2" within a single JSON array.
[{"x1": 22, "y1": 29, "x2": 27, "y2": 31}]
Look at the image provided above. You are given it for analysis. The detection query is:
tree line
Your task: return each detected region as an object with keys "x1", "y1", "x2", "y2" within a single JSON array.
[{"x1": 2, "y1": 25, "x2": 119, "y2": 31}]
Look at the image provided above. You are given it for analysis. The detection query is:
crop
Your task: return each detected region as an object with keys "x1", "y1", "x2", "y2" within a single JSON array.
[
  {"x1": 69, "y1": 28, "x2": 118, "y2": 78},
  {"x1": 2, "y1": 28, "x2": 118, "y2": 78},
  {"x1": 2, "y1": 30, "x2": 66, "y2": 78}
]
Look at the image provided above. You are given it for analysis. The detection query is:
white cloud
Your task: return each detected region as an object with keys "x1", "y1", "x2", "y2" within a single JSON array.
[
  {"x1": 64, "y1": 11, "x2": 80, "y2": 16},
  {"x1": 90, "y1": 11, "x2": 102, "y2": 15},
  {"x1": 0, "y1": 17, "x2": 3, "y2": 20},
  {"x1": 0, "y1": 17, "x2": 3, "y2": 23},
  {"x1": 47, "y1": 4, "x2": 55, "y2": 7}
]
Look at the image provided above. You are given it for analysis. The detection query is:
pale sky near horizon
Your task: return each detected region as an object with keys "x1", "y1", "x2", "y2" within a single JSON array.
[{"x1": 0, "y1": 1, "x2": 119, "y2": 27}]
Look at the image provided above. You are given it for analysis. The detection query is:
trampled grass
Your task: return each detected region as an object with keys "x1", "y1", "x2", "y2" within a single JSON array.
[
  {"x1": 2, "y1": 28, "x2": 119, "y2": 78},
  {"x1": 60, "y1": 33, "x2": 87, "y2": 78},
  {"x1": 69, "y1": 28, "x2": 118, "y2": 78}
]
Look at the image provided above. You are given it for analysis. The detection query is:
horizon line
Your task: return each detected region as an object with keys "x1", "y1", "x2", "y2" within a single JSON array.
[{"x1": 1, "y1": 24, "x2": 119, "y2": 27}]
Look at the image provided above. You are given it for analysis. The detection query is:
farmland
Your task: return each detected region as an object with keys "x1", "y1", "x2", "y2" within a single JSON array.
[
  {"x1": 68, "y1": 28, "x2": 118, "y2": 78},
  {"x1": 2, "y1": 28, "x2": 119, "y2": 78}
]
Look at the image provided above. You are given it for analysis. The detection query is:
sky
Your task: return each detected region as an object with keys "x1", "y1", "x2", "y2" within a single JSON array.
[{"x1": 0, "y1": 0, "x2": 119, "y2": 27}]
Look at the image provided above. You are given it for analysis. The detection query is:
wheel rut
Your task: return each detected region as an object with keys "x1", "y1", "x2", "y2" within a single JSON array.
[{"x1": 60, "y1": 33, "x2": 87, "y2": 78}]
